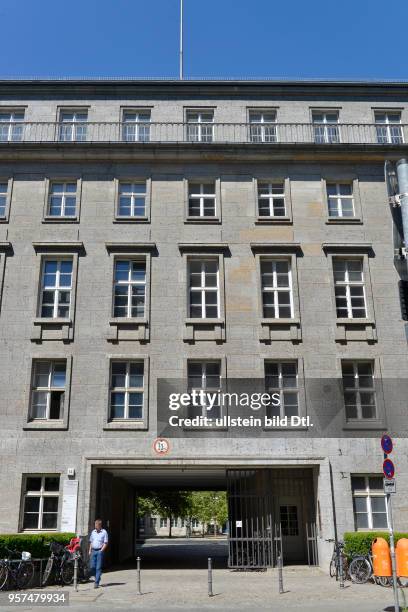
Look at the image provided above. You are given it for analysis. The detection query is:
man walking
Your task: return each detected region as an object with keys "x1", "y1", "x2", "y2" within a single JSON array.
[{"x1": 88, "y1": 519, "x2": 108, "y2": 588}]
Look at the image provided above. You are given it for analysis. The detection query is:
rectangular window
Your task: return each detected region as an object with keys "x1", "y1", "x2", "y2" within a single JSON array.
[
  {"x1": 113, "y1": 260, "x2": 146, "y2": 318},
  {"x1": 188, "y1": 182, "x2": 216, "y2": 217},
  {"x1": 188, "y1": 259, "x2": 219, "y2": 318},
  {"x1": 342, "y1": 361, "x2": 376, "y2": 420},
  {"x1": 280, "y1": 505, "x2": 299, "y2": 536},
  {"x1": 186, "y1": 110, "x2": 214, "y2": 142},
  {"x1": 187, "y1": 361, "x2": 221, "y2": 418},
  {"x1": 327, "y1": 183, "x2": 355, "y2": 218},
  {"x1": 122, "y1": 110, "x2": 151, "y2": 142},
  {"x1": 261, "y1": 259, "x2": 293, "y2": 319},
  {"x1": 118, "y1": 182, "x2": 146, "y2": 218},
  {"x1": 333, "y1": 259, "x2": 366, "y2": 318},
  {"x1": 110, "y1": 361, "x2": 144, "y2": 420},
  {"x1": 351, "y1": 476, "x2": 387, "y2": 529},
  {"x1": 312, "y1": 111, "x2": 340, "y2": 143},
  {"x1": 249, "y1": 110, "x2": 277, "y2": 143},
  {"x1": 30, "y1": 361, "x2": 66, "y2": 420},
  {"x1": 0, "y1": 183, "x2": 7, "y2": 217},
  {"x1": 0, "y1": 110, "x2": 24, "y2": 142},
  {"x1": 375, "y1": 112, "x2": 403, "y2": 144},
  {"x1": 40, "y1": 259, "x2": 73, "y2": 319},
  {"x1": 257, "y1": 181, "x2": 286, "y2": 217},
  {"x1": 58, "y1": 110, "x2": 88, "y2": 142},
  {"x1": 160, "y1": 518, "x2": 167, "y2": 528},
  {"x1": 48, "y1": 182, "x2": 77, "y2": 218},
  {"x1": 265, "y1": 361, "x2": 298, "y2": 418},
  {"x1": 22, "y1": 475, "x2": 60, "y2": 530}
]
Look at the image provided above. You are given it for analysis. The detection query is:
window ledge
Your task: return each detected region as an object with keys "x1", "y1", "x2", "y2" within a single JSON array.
[
  {"x1": 185, "y1": 217, "x2": 221, "y2": 224},
  {"x1": 109, "y1": 317, "x2": 148, "y2": 326},
  {"x1": 184, "y1": 318, "x2": 225, "y2": 343},
  {"x1": 261, "y1": 317, "x2": 300, "y2": 325},
  {"x1": 33, "y1": 317, "x2": 72, "y2": 326},
  {"x1": 336, "y1": 318, "x2": 375, "y2": 326},
  {"x1": 107, "y1": 318, "x2": 149, "y2": 342},
  {"x1": 104, "y1": 421, "x2": 147, "y2": 430},
  {"x1": 326, "y1": 218, "x2": 362, "y2": 225},
  {"x1": 42, "y1": 217, "x2": 79, "y2": 224},
  {"x1": 255, "y1": 217, "x2": 292, "y2": 225},
  {"x1": 31, "y1": 318, "x2": 73, "y2": 343},
  {"x1": 185, "y1": 317, "x2": 225, "y2": 325},
  {"x1": 260, "y1": 318, "x2": 302, "y2": 343},
  {"x1": 343, "y1": 420, "x2": 385, "y2": 430},
  {"x1": 24, "y1": 420, "x2": 67, "y2": 430},
  {"x1": 113, "y1": 217, "x2": 149, "y2": 223}
]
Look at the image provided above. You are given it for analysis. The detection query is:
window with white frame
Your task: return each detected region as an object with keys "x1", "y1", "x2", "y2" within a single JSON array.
[
  {"x1": 188, "y1": 182, "x2": 216, "y2": 217},
  {"x1": 48, "y1": 182, "x2": 77, "y2": 218},
  {"x1": 249, "y1": 110, "x2": 277, "y2": 143},
  {"x1": 40, "y1": 259, "x2": 73, "y2": 319},
  {"x1": 188, "y1": 259, "x2": 219, "y2": 318},
  {"x1": 122, "y1": 110, "x2": 151, "y2": 142},
  {"x1": 0, "y1": 110, "x2": 24, "y2": 142},
  {"x1": 375, "y1": 111, "x2": 403, "y2": 144},
  {"x1": 160, "y1": 517, "x2": 167, "y2": 528},
  {"x1": 312, "y1": 111, "x2": 340, "y2": 143},
  {"x1": 30, "y1": 361, "x2": 66, "y2": 420},
  {"x1": 351, "y1": 475, "x2": 387, "y2": 529},
  {"x1": 186, "y1": 110, "x2": 214, "y2": 142},
  {"x1": 22, "y1": 475, "x2": 60, "y2": 530},
  {"x1": 261, "y1": 259, "x2": 293, "y2": 319},
  {"x1": 187, "y1": 360, "x2": 221, "y2": 418},
  {"x1": 265, "y1": 361, "x2": 298, "y2": 418},
  {"x1": 113, "y1": 260, "x2": 146, "y2": 318},
  {"x1": 333, "y1": 259, "x2": 366, "y2": 318},
  {"x1": 118, "y1": 182, "x2": 146, "y2": 218},
  {"x1": 191, "y1": 518, "x2": 199, "y2": 528},
  {"x1": 58, "y1": 110, "x2": 88, "y2": 142},
  {"x1": 326, "y1": 183, "x2": 355, "y2": 218},
  {"x1": 342, "y1": 361, "x2": 376, "y2": 420},
  {"x1": 0, "y1": 183, "x2": 7, "y2": 217},
  {"x1": 257, "y1": 181, "x2": 286, "y2": 217},
  {"x1": 110, "y1": 361, "x2": 144, "y2": 419},
  {"x1": 150, "y1": 517, "x2": 157, "y2": 528}
]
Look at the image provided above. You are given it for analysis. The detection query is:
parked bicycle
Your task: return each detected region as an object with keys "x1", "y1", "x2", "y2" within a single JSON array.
[
  {"x1": 42, "y1": 539, "x2": 89, "y2": 586},
  {"x1": 328, "y1": 539, "x2": 348, "y2": 581},
  {"x1": 0, "y1": 547, "x2": 34, "y2": 590},
  {"x1": 348, "y1": 551, "x2": 403, "y2": 587}
]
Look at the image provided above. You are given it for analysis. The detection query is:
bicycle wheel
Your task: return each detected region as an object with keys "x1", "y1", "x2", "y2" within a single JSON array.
[
  {"x1": 16, "y1": 562, "x2": 34, "y2": 589},
  {"x1": 61, "y1": 560, "x2": 74, "y2": 585},
  {"x1": 0, "y1": 562, "x2": 9, "y2": 590},
  {"x1": 42, "y1": 558, "x2": 54, "y2": 586},
  {"x1": 349, "y1": 557, "x2": 372, "y2": 584},
  {"x1": 377, "y1": 576, "x2": 391, "y2": 587},
  {"x1": 398, "y1": 577, "x2": 408, "y2": 588},
  {"x1": 329, "y1": 556, "x2": 337, "y2": 578}
]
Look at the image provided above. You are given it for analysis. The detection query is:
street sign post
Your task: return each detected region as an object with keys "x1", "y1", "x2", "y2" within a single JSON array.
[{"x1": 381, "y1": 435, "x2": 398, "y2": 612}]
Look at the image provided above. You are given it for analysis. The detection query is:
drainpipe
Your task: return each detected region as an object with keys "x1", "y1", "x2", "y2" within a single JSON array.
[{"x1": 396, "y1": 159, "x2": 408, "y2": 257}]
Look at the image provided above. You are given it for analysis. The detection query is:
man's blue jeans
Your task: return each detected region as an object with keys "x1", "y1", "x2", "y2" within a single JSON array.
[{"x1": 89, "y1": 550, "x2": 104, "y2": 585}]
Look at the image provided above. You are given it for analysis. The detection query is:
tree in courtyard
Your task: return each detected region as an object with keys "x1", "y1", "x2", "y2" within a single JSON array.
[
  {"x1": 190, "y1": 491, "x2": 228, "y2": 536},
  {"x1": 137, "y1": 490, "x2": 192, "y2": 538}
]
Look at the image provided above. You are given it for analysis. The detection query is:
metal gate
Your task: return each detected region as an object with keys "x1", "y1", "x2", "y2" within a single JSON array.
[{"x1": 227, "y1": 469, "x2": 274, "y2": 569}]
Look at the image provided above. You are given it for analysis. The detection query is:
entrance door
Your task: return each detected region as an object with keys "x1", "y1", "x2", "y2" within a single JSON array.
[
  {"x1": 227, "y1": 469, "x2": 274, "y2": 569},
  {"x1": 279, "y1": 496, "x2": 305, "y2": 563}
]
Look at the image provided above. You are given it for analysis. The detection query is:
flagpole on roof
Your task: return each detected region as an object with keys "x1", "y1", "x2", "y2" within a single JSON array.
[{"x1": 180, "y1": 0, "x2": 184, "y2": 80}]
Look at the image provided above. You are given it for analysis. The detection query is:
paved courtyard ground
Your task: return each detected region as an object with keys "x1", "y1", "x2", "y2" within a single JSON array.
[{"x1": 4, "y1": 540, "x2": 406, "y2": 611}]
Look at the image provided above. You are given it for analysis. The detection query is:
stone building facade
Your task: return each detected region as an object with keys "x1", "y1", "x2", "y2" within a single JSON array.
[{"x1": 0, "y1": 78, "x2": 407, "y2": 567}]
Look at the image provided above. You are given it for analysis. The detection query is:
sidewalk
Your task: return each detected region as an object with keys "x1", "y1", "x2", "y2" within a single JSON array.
[{"x1": 16, "y1": 566, "x2": 405, "y2": 612}]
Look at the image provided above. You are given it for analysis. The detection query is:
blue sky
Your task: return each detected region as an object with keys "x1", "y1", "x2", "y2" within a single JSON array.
[{"x1": 1, "y1": 0, "x2": 407, "y2": 80}]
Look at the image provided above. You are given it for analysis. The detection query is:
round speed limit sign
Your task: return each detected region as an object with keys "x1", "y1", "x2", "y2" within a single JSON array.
[{"x1": 153, "y1": 438, "x2": 170, "y2": 456}]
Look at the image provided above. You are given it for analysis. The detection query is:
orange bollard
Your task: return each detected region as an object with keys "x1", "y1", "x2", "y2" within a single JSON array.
[
  {"x1": 396, "y1": 538, "x2": 408, "y2": 577},
  {"x1": 372, "y1": 537, "x2": 392, "y2": 577}
]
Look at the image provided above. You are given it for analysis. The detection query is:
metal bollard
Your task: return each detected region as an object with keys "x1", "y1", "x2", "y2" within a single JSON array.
[
  {"x1": 136, "y1": 556, "x2": 142, "y2": 595},
  {"x1": 73, "y1": 556, "x2": 78, "y2": 592},
  {"x1": 277, "y1": 554, "x2": 284, "y2": 594},
  {"x1": 208, "y1": 557, "x2": 213, "y2": 597},
  {"x1": 339, "y1": 549, "x2": 344, "y2": 589}
]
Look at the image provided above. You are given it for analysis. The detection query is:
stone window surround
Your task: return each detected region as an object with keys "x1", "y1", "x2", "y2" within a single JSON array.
[
  {"x1": 18, "y1": 473, "x2": 62, "y2": 532},
  {"x1": 336, "y1": 356, "x2": 385, "y2": 431},
  {"x1": 42, "y1": 177, "x2": 82, "y2": 223},
  {"x1": 181, "y1": 356, "x2": 227, "y2": 430},
  {"x1": 179, "y1": 243, "x2": 228, "y2": 343},
  {"x1": 105, "y1": 242, "x2": 156, "y2": 343},
  {"x1": 251, "y1": 243, "x2": 303, "y2": 343},
  {"x1": 103, "y1": 354, "x2": 149, "y2": 430},
  {"x1": 31, "y1": 242, "x2": 84, "y2": 344},
  {"x1": 0, "y1": 176, "x2": 13, "y2": 223},
  {"x1": 262, "y1": 356, "x2": 308, "y2": 431},
  {"x1": 253, "y1": 176, "x2": 293, "y2": 225},
  {"x1": 23, "y1": 355, "x2": 73, "y2": 431},
  {"x1": 323, "y1": 243, "x2": 377, "y2": 343},
  {"x1": 184, "y1": 176, "x2": 221, "y2": 224},
  {"x1": 321, "y1": 175, "x2": 363, "y2": 225},
  {"x1": 113, "y1": 176, "x2": 152, "y2": 223}
]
